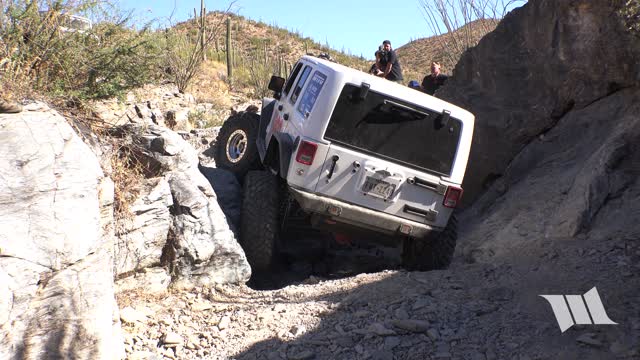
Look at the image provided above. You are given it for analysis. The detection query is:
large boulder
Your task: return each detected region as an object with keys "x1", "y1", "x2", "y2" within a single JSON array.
[
  {"x1": 114, "y1": 177, "x2": 173, "y2": 275},
  {"x1": 130, "y1": 124, "x2": 251, "y2": 286},
  {"x1": 0, "y1": 103, "x2": 123, "y2": 359},
  {"x1": 438, "y1": 0, "x2": 640, "y2": 205},
  {"x1": 460, "y1": 88, "x2": 640, "y2": 261}
]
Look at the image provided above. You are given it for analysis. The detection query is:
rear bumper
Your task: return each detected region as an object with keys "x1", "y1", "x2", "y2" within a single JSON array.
[{"x1": 288, "y1": 187, "x2": 441, "y2": 238}]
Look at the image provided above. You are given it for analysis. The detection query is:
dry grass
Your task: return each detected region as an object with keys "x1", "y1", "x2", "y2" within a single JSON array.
[
  {"x1": 396, "y1": 19, "x2": 499, "y2": 81},
  {"x1": 187, "y1": 60, "x2": 233, "y2": 105}
]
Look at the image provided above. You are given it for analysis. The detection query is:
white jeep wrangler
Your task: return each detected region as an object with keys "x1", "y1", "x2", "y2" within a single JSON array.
[{"x1": 215, "y1": 55, "x2": 474, "y2": 273}]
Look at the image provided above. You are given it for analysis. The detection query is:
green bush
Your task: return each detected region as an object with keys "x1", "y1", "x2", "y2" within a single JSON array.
[{"x1": 0, "y1": 1, "x2": 166, "y2": 99}]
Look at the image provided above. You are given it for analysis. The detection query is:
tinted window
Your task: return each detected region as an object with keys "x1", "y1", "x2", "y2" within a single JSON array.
[
  {"x1": 290, "y1": 66, "x2": 312, "y2": 104},
  {"x1": 297, "y1": 71, "x2": 327, "y2": 118},
  {"x1": 324, "y1": 84, "x2": 462, "y2": 176},
  {"x1": 283, "y1": 62, "x2": 303, "y2": 96}
]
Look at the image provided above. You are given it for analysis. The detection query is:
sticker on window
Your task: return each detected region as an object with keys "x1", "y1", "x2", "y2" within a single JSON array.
[{"x1": 297, "y1": 71, "x2": 327, "y2": 118}]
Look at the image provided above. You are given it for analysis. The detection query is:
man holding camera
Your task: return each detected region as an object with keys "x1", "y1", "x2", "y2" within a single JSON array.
[{"x1": 377, "y1": 40, "x2": 403, "y2": 83}]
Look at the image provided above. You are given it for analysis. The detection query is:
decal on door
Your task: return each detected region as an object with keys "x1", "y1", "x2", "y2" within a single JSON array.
[{"x1": 297, "y1": 71, "x2": 327, "y2": 118}]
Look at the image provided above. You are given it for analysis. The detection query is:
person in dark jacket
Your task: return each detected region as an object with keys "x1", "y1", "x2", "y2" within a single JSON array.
[
  {"x1": 377, "y1": 40, "x2": 403, "y2": 83},
  {"x1": 421, "y1": 61, "x2": 448, "y2": 95}
]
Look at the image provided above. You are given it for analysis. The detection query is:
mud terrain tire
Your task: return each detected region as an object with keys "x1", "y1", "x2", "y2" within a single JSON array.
[
  {"x1": 215, "y1": 112, "x2": 261, "y2": 181},
  {"x1": 240, "y1": 171, "x2": 279, "y2": 272},
  {"x1": 402, "y1": 214, "x2": 457, "y2": 271}
]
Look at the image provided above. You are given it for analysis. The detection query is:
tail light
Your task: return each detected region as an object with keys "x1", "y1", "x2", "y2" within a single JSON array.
[
  {"x1": 295, "y1": 140, "x2": 318, "y2": 165},
  {"x1": 443, "y1": 186, "x2": 463, "y2": 208}
]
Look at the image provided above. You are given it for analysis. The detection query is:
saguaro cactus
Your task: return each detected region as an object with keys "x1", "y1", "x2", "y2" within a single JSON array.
[{"x1": 226, "y1": 18, "x2": 232, "y2": 81}]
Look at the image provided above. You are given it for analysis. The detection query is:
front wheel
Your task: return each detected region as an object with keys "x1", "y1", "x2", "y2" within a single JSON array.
[
  {"x1": 215, "y1": 112, "x2": 261, "y2": 181},
  {"x1": 401, "y1": 214, "x2": 457, "y2": 271},
  {"x1": 239, "y1": 171, "x2": 280, "y2": 272}
]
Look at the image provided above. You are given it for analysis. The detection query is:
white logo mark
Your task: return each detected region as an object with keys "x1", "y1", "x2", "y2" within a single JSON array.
[{"x1": 540, "y1": 287, "x2": 617, "y2": 333}]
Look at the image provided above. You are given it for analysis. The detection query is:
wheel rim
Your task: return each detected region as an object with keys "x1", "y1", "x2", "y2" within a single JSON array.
[{"x1": 225, "y1": 129, "x2": 248, "y2": 163}]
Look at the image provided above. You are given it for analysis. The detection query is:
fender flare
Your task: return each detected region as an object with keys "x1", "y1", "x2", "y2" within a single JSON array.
[
  {"x1": 257, "y1": 98, "x2": 276, "y2": 161},
  {"x1": 265, "y1": 132, "x2": 296, "y2": 178}
]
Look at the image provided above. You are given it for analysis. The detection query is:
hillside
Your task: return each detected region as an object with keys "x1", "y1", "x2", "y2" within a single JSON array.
[
  {"x1": 397, "y1": 19, "x2": 499, "y2": 82},
  {"x1": 179, "y1": 11, "x2": 372, "y2": 73}
]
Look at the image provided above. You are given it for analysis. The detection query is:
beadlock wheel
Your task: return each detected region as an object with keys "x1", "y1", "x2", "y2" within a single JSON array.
[
  {"x1": 226, "y1": 129, "x2": 248, "y2": 163},
  {"x1": 214, "y1": 111, "x2": 261, "y2": 182}
]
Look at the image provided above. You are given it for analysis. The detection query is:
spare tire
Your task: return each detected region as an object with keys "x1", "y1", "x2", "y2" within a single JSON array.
[
  {"x1": 215, "y1": 112, "x2": 261, "y2": 181},
  {"x1": 401, "y1": 213, "x2": 457, "y2": 271},
  {"x1": 239, "y1": 171, "x2": 280, "y2": 272}
]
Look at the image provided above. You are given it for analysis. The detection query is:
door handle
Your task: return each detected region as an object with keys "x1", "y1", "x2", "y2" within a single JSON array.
[{"x1": 327, "y1": 155, "x2": 339, "y2": 179}]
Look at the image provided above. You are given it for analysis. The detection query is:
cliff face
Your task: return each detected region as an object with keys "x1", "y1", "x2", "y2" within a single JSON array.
[{"x1": 438, "y1": 0, "x2": 640, "y2": 206}]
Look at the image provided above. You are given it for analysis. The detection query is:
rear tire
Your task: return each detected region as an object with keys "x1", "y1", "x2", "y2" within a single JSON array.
[
  {"x1": 401, "y1": 214, "x2": 457, "y2": 271},
  {"x1": 240, "y1": 171, "x2": 280, "y2": 272},
  {"x1": 215, "y1": 112, "x2": 261, "y2": 181}
]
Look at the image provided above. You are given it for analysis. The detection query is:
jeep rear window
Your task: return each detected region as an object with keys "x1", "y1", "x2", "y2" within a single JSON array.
[
  {"x1": 283, "y1": 62, "x2": 303, "y2": 96},
  {"x1": 324, "y1": 84, "x2": 462, "y2": 176},
  {"x1": 290, "y1": 66, "x2": 312, "y2": 104}
]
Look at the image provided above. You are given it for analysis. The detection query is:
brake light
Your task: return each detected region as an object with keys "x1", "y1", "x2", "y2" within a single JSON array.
[
  {"x1": 443, "y1": 186, "x2": 463, "y2": 208},
  {"x1": 295, "y1": 141, "x2": 318, "y2": 165}
]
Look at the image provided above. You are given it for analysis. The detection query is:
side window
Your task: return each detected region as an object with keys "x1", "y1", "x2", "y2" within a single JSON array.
[
  {"x1": 283, "y1": 62, "x2": 303, "y2": 96},
  {"x1": 297, "y1": 71, "x2": 327, "y2": 118},
  {"x1": 290, "y1": 66, "x2": 312, "y2": 104}
]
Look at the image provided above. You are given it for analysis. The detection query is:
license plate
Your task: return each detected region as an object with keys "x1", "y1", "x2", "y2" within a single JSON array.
[{"x1": 362, "y1": 177, "x2": 396, "y2": 199}]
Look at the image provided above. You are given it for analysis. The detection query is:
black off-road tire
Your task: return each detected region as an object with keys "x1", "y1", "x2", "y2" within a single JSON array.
[
  {"x1": 401, "y1": 214, "x2": 458, "y2": 271},
  {"x1": 240, "y1": 171, "x2": 280, "y2": 272},
  {"x1": 215, "y1": 112, "x2": 261, "y2": 181}
]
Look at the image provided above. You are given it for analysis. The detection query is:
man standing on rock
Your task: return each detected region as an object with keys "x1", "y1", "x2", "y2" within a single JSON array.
[
  {"x1": 421, "y1": 61, "x2": 448, "y2": 95},
  {"x1": 377, "y1": 40, "x2": 403, "y2": 84}
]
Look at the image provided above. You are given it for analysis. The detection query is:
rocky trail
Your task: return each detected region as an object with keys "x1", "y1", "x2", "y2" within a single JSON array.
[{"x1": 116, "y1": 225, "x2": 640, "y2": 360}]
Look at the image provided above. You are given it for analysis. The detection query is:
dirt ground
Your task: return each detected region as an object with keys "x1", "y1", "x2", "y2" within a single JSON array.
[{"x1": 116, "y1": 226, "x2": 640, "y2": 360}]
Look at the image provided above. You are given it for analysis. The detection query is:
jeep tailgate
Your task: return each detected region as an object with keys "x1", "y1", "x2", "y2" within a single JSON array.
[{"x1": 314, "y1": 146, "x2": 453, "y2": 229}]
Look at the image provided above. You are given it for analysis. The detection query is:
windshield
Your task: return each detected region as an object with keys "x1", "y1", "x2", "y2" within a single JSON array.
[{"x1": 324, "y1": 84, "x2": 462, "y2": 176}]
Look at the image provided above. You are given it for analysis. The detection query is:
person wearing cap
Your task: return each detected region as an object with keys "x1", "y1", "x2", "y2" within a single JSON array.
[
  {"x1": 377, "y1": 40, "x2": 403, "y2": 83},
  {"x1": 421, "y1": 61, "x2": 448, "y2": 95}
]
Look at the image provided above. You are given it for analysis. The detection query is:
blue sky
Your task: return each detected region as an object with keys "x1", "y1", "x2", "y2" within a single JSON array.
[{"x1": 116, "y1": 0, "x2": 435, "y2": 60}]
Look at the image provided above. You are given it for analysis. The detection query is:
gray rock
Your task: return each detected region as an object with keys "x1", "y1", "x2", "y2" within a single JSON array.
[
  {"x1": 371, "y1": 350, "x2": 394, "y2": 360},
  {"x1": 394, "y1": 308, "x2": 410, "y2": 320},
  {"x1": 368, "y1": 322, "x2": 396, "y2": 336},
  {"x1": 290, "y1": 325, "x2": 307, "y2": 337},
  {"x1": 115, "y1": 267, "x2": 171, "y2": 295},
  {"x1": 120, "y1": 306, "x2": 148, "y2": 324},
  {"x1": 0, "y1": 106, "x2": 124, "y2": 359},
  {"x1": 487, "y1": 287, "x2": 514, "y2": 302},
  {"x1": 383, "y1": 336, "x2": 401, "y2": 350},
  {"x1": 576, "y1": 333, "x2": 603, "y2": 347},
  {"x1": 391, "y1": 319, "x2": 430, "y2": 333},
  {"x1": 288, "y1": 350, "x2": 315, "y2": 360},
  {"x1": 162, "y1": 331, "x2": 183, "y2": 346},
  {"x1": 128, "y1": 351, "x2": 162, "y2": 360},
  {"x1": 131, "y1": 124, "x2": 251, "y2": 285},
  {"x1": 114, "y1": 178, "x2": 172, "y2": 275},
  {"x1": 199, "y1": 166, "x2": 242, "y2": 232},
  {"x1": 434, "y1": 352, "x2": 452, "y2": 359},
  {"x1": 218, "y1": 315, "x2": 231, "y2": 330},
  {"x1": 333, "y1": 335, "x2": 354, "y2": 348}
]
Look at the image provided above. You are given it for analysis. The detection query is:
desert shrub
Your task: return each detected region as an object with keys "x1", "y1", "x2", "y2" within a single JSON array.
[
  {"x1": 618, "y1": 0, "x2": 640, "y2": 36},
  {"x1": 0, "y1": 1, "x2": 166, "y2": 99}
]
